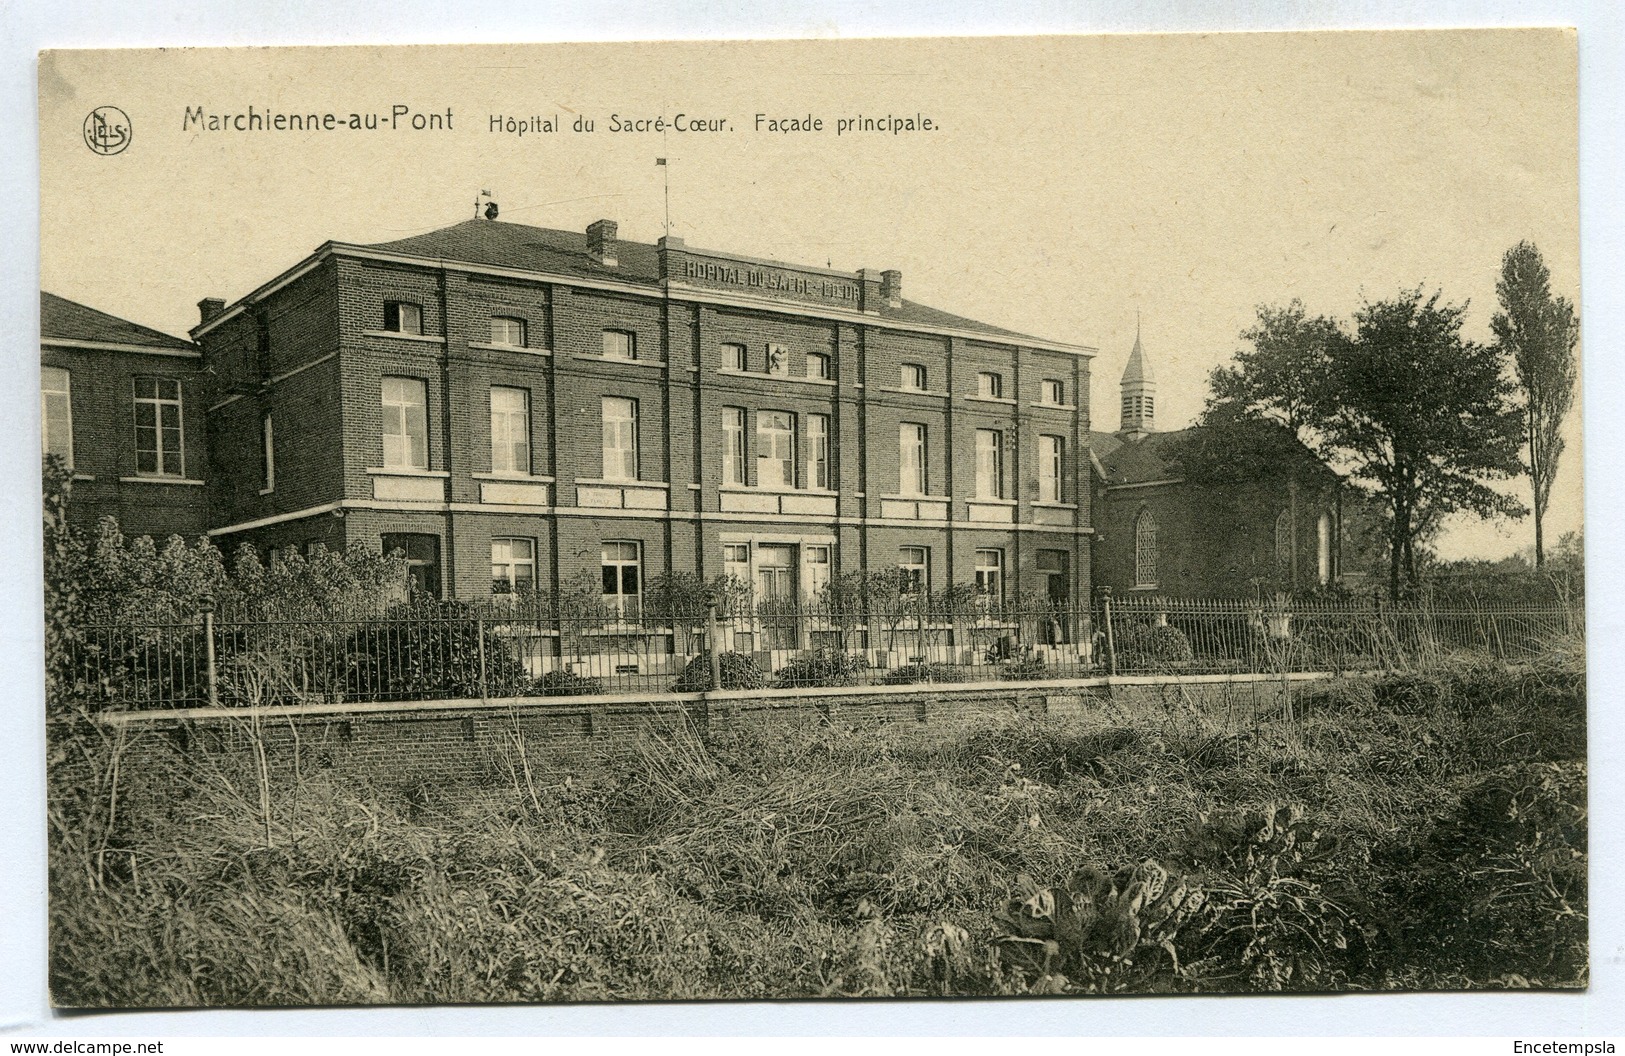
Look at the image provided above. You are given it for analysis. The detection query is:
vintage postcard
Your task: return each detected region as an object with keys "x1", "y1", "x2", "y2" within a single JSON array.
[{"x1": 37, "y1": 33, "x2": 1583, "y2": 1007}]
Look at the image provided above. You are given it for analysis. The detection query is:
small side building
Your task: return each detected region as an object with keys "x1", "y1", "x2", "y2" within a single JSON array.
[
  {"x1": 40, "y1": 292, "x2": 209, "y2": 541},
  {"x1": 1088, "y1": 327, "x2": 1342, "y2": 598}
]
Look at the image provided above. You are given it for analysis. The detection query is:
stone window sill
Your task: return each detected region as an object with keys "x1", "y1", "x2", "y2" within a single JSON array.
[{"x1": 362, "y1": 330, "x2": 445, "y2": 345}]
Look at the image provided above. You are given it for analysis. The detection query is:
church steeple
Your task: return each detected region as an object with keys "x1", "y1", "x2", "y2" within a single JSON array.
[{"x1": 1119, "y1": 314, "x2": 1156, "y2": 439}]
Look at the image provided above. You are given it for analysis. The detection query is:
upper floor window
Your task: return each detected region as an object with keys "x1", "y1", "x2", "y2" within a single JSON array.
[
  {"x1": 133, "y1": 376, "x2": 184, "y2": 477},
  {"x1": 1041, "y1": 379, "x2": 1065, "y2": 405},
  {"x1": 261, "y1": 413, "x2": 276, "y2": 492},
  {"x1": 490, "y1": 386, "x2": 531, "y2": 474},
  {"x1": 757, "y1": 410, "x2": 796, "y2": 489},
  {"x1": 384, "y1": 301, "x2": 422, "y2": 335},
  {"x1": 492, "y1": 537, "x2": 537, "y2": 595},
  {"x1": 899, "y1": 422, "x2": 928, "y2": 495},
  {"x1": 602, "y1": 397, "x2": 639, "y2": 480},
  {"x1": 41, "y1": 366, "x2": 72, "y2": 466},
  {"x1": 722, "y1": 343, "x2": 747, "y2": 371},
  {"x1": 722, "y1": 407, "x2": 746, "y2": 485},
  {"x1": 490, "y1": 316, "x2": 527, "y2": 347},
  {"x1": 1038, "y1": 435, "x2": 1064, "y2": 503},
  {"x1": 898, "y1": 546, "x2": 929, "y2": 595},
  {"x1": 1134, "y1": 509, "x2": 1158, "y2": 588},
  {"x1": 807, "y1": 352, "x2": 830, "y2": 380},
  {"x1": 381, "y1": 376, "x2": 429, "y2": 470},
  {"x1": 900, "y1": 363, "x2": 927, "y2": 391},
  {"x1": 602, "y1": 329, "x2": 635, "y2": 360},
  {"x1": 975, "y1": 429, "x2": 1005, "y2": 499},
  {"x1": 977, "y1": 372, "x2": 1004, "y2": 398},
  {"x1": 807, "y1": 414, "x2": 830, "y2": 490}
]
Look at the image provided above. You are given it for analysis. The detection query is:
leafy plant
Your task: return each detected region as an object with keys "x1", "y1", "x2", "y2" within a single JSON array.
[
  {"x1": 774, "y1": 647, "x2": 867, "y2": 688},
  {"x1": 531, "y1": 669, "x2": 604, "y2": 697},
  {"x1": 880, "y1": 663, "x2": 965, "y2": 686},
  {"x1": 671, "y1": 651, "x2": 768, "y2": 692},
  {"x1": 1116, "y1": 622, "x2": 1194, "y2": 672}
]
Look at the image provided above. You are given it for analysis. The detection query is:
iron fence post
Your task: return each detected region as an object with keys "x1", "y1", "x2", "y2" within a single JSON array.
[
  {"x1": 1100, "y1": 587, "x2": 1117, "y2": 676},
  {"x1": 707, "y1": 603, "x2": 723, "y2": 691},
  {"x1": 201, "y1": 595, "x2": 219, "y2": 708},
  {"x1": 476, "y1": 613, "x2": 489, "y2": 701}
]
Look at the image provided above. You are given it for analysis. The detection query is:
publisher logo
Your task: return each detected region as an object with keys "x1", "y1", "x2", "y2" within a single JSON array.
[{"x1": 83, "y1": 106, "x2": 131, "y2": 156}]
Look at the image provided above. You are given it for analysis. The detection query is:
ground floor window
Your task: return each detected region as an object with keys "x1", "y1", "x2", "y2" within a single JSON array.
[
  {"x1": 492, "y1": 537, "x2": 536, "y2": 595},
  {"x1": 382, "y1": 533, "x2": 441, "y2": 599},
  {"x1": 601, "y1": 541, "x2": 642, "y2": 619},
  {"x1": 974, "y1": 549, "x2": 1004, "y2": 609},
  {"x1": 898, "y1": 546, "x2": 929, "y2": 595}
]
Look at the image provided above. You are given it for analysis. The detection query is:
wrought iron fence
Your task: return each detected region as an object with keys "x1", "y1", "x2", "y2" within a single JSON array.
[{"x1": 57, "y1": 591, "x2": 1583, "y2": 711}]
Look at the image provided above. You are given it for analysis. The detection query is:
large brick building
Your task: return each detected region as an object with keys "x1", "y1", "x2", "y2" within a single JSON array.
[
  {"x1": 189, "y1": 216, "x2": 1100, "y2": 631},
  {"x1": 40, "y1": 292, "x2": 210, "y2": 541}
]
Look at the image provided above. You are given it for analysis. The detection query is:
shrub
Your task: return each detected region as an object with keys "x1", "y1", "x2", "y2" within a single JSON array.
[
  {"x1": 1115, "y1": 622, "x2": 1194, "y2": 672},
  {"x1": 342, "y1": 604, "x2": 530, "y2": 701},
  {"x1": 671, "y1": 651, "x2": 768, "y2": 692},
  {"x1": 774, "y1": 647, "x2": 867, "y2": 688},
  {"x1": 880, "y1": 663, "x2": 965, "y2": 686},
  {"x1": 997, "y1": 655, "x2": 1049, "y2": 681},
  {"x1": 531, "y1": 669, "x2": 604, "y2": 697}
]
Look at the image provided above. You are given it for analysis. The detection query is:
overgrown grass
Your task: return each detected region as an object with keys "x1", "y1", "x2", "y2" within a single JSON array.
[{"x1": 48, "y1": 639, "x2": 1587, "y2": 1005}]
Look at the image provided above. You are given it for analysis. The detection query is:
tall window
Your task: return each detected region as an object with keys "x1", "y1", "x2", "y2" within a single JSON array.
[
  {"x1": 381, "y1": 376, "x2": 428, "y2": 470},
  {"x1": 898, "y1": 546, "x2": 929, "y2": 594},
  {"x1": 722, "y1": 342, "x2": 747, "y2": 371},
  {"x1": 602, "y1": 330, "x2": 635, "y2": 360},
  {"x1": 977, "y1": 371, "x2": 1003, "y2": 398},
  {"x1": 722, "y1": 543, "x2": 751, "y2": 583},
  {"x1": 1038, "y1": 434, "x2": 1064, "y2": 502},
  {"x1": 1275, "y1": 509, "x2": 1293, "y2": 571},
  {"x1": 806, "y1": 545, "x2": 832, "y2": 598},
  {"x1": 975, "y1": 429, "x2": 1005, "y2": 499},
  {"x1": 1041, "y1": 379, "x2": 1065, "y2": 405},
  {"x1": 1317, "y1": 511, "x2": 1333, "y2": 586},
  {"x1": 974, "y1": 549, "x2": 1004, "y2": 607},
  {"x1": 807, "y1": 414, "x2": 830, "y2": 489},
  {"x1": 133, "y1": 376, "x2": 184, "y2": 476},
  {"x1": 602, "y1": 397, "x2": 639, "y2": 480},
  {"x1": 900, "y1": 363, "x2": 926, "y2": 391},
  {"x1": 1134, "y1": 508, "x2": 1158, "y2": 588},
  {"x1": 41, "y1": 366, "x2": 72, "y2": 465},
  {"x1": 491, "y1": 537, "x2": 536, "y2": 595},
  {"x1": 722, "y1": 407, "x2": 746, "y2": 485},
  {"x1": 490, "y1": 316, "x2": 527, "y2": 347},
  {"x1": 383, "y1": 301, "x2": 422, "y2": 335},
  {"x1": 382, "y1": 533, "x2": 441, "y2": 598},
  {"x1": 490, "y1": 386, "x2": 531, "y2": 474},
  {"x1": 260, "y1": 413, "x2": 275, "y2": 492},
  {"x1": 899, "y1": 422, "x2": 927, "y2": 495},
  {"x1": 757, "y1": 410, "x2": 796, "y2": 488},
  {"x1": 601, "y1": 541, "x2": 642, "y2": 619},
  {"x1": 807, "y1": 352, "x2": 830, "y2": 380}
]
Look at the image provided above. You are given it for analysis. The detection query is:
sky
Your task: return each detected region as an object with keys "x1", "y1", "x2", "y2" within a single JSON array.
[{"x1": 37, "y1": 32, "x2": 1580, "y2": 560}]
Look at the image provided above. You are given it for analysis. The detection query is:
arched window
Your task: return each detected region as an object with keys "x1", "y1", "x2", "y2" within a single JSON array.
[
  {"x1": 1274, "y1": 509, "x2": 1293, "y2": 571},
  {"x1": 1134, "y1": 508, "x2": 1158, "y2": 588},
  {"x1": 1317, "y1": 511, "x2": 1333, "y2": 585}
]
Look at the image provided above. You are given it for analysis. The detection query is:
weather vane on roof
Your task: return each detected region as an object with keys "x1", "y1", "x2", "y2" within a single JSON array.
[{"x1": 475, "y1": 189, "x2": 498, "y2": 221}]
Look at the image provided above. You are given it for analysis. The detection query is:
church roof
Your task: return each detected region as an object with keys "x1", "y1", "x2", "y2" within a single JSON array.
[
  {"x1": 41, "y1": 291, "x2": 197, "y2": 352},
  {"x1": 1087, "y1": 427, "x2": 1197, "y2": 485},
  {"x1": 362, "y1": 219, "x2": 1058, "y2": 345}
]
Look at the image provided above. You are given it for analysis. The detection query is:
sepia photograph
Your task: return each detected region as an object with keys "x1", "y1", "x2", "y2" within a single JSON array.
[{"x1": 33, "y1": 29, "x2": 1587, "y2": 1012}]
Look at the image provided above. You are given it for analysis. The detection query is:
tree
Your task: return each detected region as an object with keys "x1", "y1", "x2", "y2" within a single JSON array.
[
  {"x1": 1492, "y1": 241, "x2": 1579, "y2": 568},
  {"x1": 1202, "y1": 288, "x2": 1526, "y2": 600}
]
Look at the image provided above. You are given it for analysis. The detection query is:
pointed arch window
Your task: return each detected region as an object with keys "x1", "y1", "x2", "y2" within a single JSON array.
[
  {"x1": 1134, "y1": 508, "x2": 1158, "y2": 588},
  {"x1": 1274, "y1": 509, "x2": 1293, "y2": 571}
]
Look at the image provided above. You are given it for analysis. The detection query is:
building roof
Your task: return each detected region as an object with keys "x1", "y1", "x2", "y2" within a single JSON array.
[
  {"x1": 1121, "y1": 327, "x2": 1153, "y2": 385},
  {"x1": 41, "y1": 291, "x2": 197, "y2": 352},
  {"x1": 1087, "y1": 427, "x2": 1197, "y2": 485},
  {"x1": 360, "y1": 218, "x2": 1055, "y2": 346}
]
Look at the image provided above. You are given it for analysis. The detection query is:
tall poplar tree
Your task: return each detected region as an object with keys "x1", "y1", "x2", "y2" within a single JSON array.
[{"x1": 1492, "y1": 241, "x2": 1579, "y2": 568}]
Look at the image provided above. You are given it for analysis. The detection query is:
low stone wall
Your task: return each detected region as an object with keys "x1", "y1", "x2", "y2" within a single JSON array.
[{"x1": 73, "y1": 672, "x2": 1333, "y2": 789}]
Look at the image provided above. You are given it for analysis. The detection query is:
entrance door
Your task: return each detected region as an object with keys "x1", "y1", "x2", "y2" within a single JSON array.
[
  {"x1": 754, "y1": 544, "x2": 799, "y2": 650},
  {"x1": 1036, "y1": 548, "x2": 1070, "y2": 644}
]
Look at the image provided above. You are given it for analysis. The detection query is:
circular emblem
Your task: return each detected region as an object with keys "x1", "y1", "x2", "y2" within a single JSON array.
[{"x1": 83, "y1": 106, "x2": 131, "y2": 156}]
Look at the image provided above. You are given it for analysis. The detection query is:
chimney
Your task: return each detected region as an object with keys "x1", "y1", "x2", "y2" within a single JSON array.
[
  {"x1": 197, "y1": 298, "x2": 226, "y2": 325},
  {"x1": 586, "y1": 219, "x2": 618, "y2": 267},
  {"x1": 880, "y1": 270, "x2": 903, "y2": 308}
]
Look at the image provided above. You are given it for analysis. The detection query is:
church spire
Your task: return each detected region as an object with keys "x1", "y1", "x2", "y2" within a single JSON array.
[{"x1": 1119, "y1": 314, "x2": 1156, "y2": 439}]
